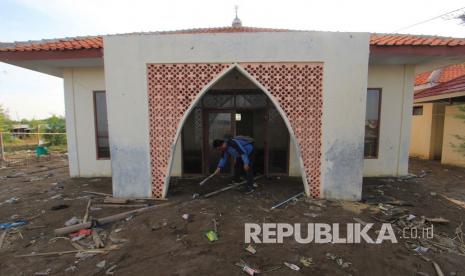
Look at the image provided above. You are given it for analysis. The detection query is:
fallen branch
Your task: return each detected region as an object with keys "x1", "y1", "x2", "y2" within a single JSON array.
[{"x1": 203, "y1": 175, "x2": 263, "y2": 198}]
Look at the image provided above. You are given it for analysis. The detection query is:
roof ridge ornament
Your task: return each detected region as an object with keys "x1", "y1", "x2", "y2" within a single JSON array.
[{"x1": 232, "y1": 5, "x2": 242, "y2": 28}]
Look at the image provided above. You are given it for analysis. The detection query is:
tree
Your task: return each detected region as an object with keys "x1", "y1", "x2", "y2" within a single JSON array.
[
  {"x1": 0, "y1": 105, "x2": 12, "y2": 132},
  {"x1": 44, "y1": 115, "x2": 66, "y2": 145}
]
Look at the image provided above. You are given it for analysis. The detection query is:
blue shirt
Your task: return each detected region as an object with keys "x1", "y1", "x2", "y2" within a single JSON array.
[{"x1": 217, "y1": 138, "x2": 253, "y2": 169}]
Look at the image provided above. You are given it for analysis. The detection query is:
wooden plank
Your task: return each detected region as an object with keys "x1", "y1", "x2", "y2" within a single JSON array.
[{"x1": 82, "y1": 199, "x2": 92, "y2": 223}]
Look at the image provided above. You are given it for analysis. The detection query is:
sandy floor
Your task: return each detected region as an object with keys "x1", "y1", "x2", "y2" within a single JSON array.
[{"x1": 0, "y1": 155, "x2": 465, "y2": 275}]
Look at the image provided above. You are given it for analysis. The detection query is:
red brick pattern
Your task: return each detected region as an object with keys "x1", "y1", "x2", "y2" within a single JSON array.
[
  {"x1": 241, "y1": 63, "x2": 323, "y2": 198},
  {"x1": 147, "y1": 63, "x2": 230, "y2": 197}
]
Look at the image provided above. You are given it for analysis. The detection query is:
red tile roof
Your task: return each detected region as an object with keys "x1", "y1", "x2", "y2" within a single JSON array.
[
  {"x1": 370, "y1": 34, "x2": 465, "y2": 46},
  {"x1": 415, "y1": 63, "x2": 465, "y2": 86},
  {"x1": 1, "y1": 27, "x2": 464, "y2": 53},
  {"x1": 415, "y1": 71, "x2": 431, "y2": 86},
  {"x1": 415, "y1": 74, "x2": 465, "y2": 100}
]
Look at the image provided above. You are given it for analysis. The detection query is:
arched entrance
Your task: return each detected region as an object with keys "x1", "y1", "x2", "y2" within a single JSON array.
[{"x1": 147, "y1": 63, "x2": 323, "y2": 199}]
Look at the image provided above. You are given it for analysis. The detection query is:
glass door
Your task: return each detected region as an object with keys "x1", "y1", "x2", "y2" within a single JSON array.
[{"x1": 204, "y1": 110, "x2": 234, "y2": 173}]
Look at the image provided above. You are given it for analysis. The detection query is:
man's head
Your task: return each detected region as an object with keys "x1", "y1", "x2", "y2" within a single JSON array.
[{"x1": 213, "y1": 139, "x2": 226, "y2": 152}]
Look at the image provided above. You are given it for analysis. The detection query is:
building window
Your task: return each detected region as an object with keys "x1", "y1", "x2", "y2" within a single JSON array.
[
  {"x1": 412, "y1": 106, "x2": 423, "y2": 116},
  {"x1": 94, "y1": 91, "x2": 110, "y2": 159},
  {"x1": 364, "y1": 89, "x2": 381, "y2": 158}
]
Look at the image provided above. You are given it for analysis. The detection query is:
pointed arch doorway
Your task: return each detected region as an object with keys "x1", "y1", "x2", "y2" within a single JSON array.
[{"x1": 147, "y1": 63, "x2": 323, "y2": 199}]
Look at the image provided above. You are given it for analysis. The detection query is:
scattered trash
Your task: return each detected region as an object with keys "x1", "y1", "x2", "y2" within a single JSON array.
[
  {"x1": 106, "y1": 265, "x2": 117, "y2": 275},
  {"x1": 271, "y1": 192, "x2": 304, "y2": 210},
  {"x1": 204, "y1": 230, "x2": 218, "y2": 242},
  {"x1": 0, "y1": 220, "x2": 28, "y2": 230},
  {"x1": 114, "y1": 228, "x2": 122, "y2": 233},
  {"x1": 414, "y1": 246, "x2": 429, "y2": 254},
  {"x1": 70, "y1": 229, "x2": 92, "y2": 241},
  {"x1": 192, "y1": 193, "x2": 200, "y2": 200},
  {"x1": 326, "y1": 253, "x2": 351, "y2": 269},
  {"x1": 398, "y1": 174, "x2": 417, "y2": 181},
  {"x1": 90, "y1": 207, "x2": 102, "y2": 211},
  {"x1": 64, "y1": 265, "x2": 78, "y2": 273},
  {"x1": 299, "y1": 256, "x2": 313, "y2": 267},
  {"x1": 406, "y1": 214, "x2": 416, "y2": 221},
  {"x1": 50, "y1": 194, "x2": 63, "y2": 200},
  {"x1": 235, "y1": 259, "x2": 260, "y2": 275},
  {"x1": 303, "y1": 212, "x2": 320, "y2": 218},
  {"x1": 5, "y1": 197, "x2": 19, "y2": 204},
  {"x1": 284, "y1": 262, "x2": 300, "y2": 271},
  {"x1": 64, "y1": 217, "x2": 81, "y2": 227},
  {"x1": 245, "y1": 244, "x2": 256, "y2": 254},
  {"x1": 96, "y1": 260, "x2": 106, "y2": 269},
  {"x1": 182, "y1": 214, "x2": 190, "y2": 220},
  {"x1": 51, "y1": 204, "x2": 69, "y2": 211},
  {"x1": 34, "y1": 268, "x2": 51, "y2": 275},
  {"x1": 430, "y1": 192, "x2": 437, "y2": 197}
]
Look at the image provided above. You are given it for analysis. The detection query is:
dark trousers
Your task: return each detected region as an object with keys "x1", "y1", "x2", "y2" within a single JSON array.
[{"x1": 234, "y1": 157, "x2": 254, "y2": 189}]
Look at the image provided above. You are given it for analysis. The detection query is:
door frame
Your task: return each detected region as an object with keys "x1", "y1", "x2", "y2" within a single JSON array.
[
  {"x1": 181, "y1": 91, "x2": 291, "y2": 176},
  {"x1": 202, "y1": 109, "x2": 235, "y2": 175}
]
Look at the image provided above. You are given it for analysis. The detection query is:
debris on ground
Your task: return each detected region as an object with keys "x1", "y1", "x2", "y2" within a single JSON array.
[
  {"x1": 326, "y1": 253, "x2": 351, "y2": 269},
  {"x1": 283, "y1": 262, "x2": 300, "y2": 271},
  {"x1": 204, "y1": 230, "x2": 218, "y2": 242},
  {"x1": 299, "y1": 256, "x2": 313, "y2": 267},
  {"x1": 50, "y1": 204, "x2": 69, "y2": 211},
  {"x1": 245, "y1": 244, "x2": 256, "y2": 254},
  {"x1": 235, "y1": 259, "x2": 260, "y2": 275},
  {"x1": 96, "y1": 260, "x2": 106, "y2": 269},
  {"x1": 270, "y1": 192, "x2": 304, "y2": 210},
  {"x1": 0, "y1": 220, "x2": 28, "y2": 230}
]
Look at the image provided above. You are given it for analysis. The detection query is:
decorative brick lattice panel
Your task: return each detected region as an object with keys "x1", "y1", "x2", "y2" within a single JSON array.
[
  {"x1": 241, "y1": 63, "x2": 323, "y2": 197},
  {"x1": 147, "y1": 64, "x2": 229, "y2": 198}
]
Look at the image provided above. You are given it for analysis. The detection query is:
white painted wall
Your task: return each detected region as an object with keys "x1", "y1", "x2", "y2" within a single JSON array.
[
  {"x1": 63, "y1": 67, "x2": 111, "y2": 177},
  {"x1": 104, "y1": 31, "x2": 370, "y2": 200},
  {"x1": 364, "y1": 64, "x2": 415, "y2": 176}
]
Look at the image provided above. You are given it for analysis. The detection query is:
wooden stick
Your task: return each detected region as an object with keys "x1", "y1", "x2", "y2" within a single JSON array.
[
  {"x1": 432, "y1": 261, "x2": 444, "y2": 276},
  {"x1": 204, "y1": 175, "x2": 263, "y2": 198},
  {"x1": 0, "y1": 230, "x2": 7, "y2": 249},
  {"x1": 15, "y1": 248, "x2": 115, "y2": 258},
  {"x1": 83, "y1": 191, "x2": 112, "y2": 197},
  {"x1": 92, "y1": 204, "x2": 148, "y2": 208},
  {"x1": 54, "y1": 204, "x2": 171, "y2": 236},
  {"x1": 83, "y1": 199, "x2": 92, "y2": 223},
  {"x1": 199, "y1": 172, "x2": 216, "y2": 186}
]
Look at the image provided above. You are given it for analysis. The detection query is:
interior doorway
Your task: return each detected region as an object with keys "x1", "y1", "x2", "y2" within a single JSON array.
[{"x1": 181, "y1": 87, "x2": 289, "y2": 176}]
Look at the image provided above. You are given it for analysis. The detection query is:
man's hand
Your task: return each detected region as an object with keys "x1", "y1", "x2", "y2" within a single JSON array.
[
  {"x1": 214, "y1": 167, "x2": 221, "y2": 175},
  {"x1": 243, "y1": 164, "x2": 250, "y2": 172}
]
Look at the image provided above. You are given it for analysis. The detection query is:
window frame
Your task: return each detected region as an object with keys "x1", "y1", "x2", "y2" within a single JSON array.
[
  {"x1": 364, "y1": 88, "x2": 382, "y2": 159},
  {"x1": 412, "y1": 105, "x2": 423, "y2": 116},
  {"x1": 93, "y1": 90, "x2": 110, "y2": 160}
]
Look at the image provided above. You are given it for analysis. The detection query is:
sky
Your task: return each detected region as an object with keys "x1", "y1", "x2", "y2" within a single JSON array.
[{"x1": 0, "y1": 0, "x2": 464, "y2": 120}]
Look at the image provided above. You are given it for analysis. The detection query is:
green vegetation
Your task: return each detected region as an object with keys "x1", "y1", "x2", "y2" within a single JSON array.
[{"x1": 0, "y1": 111, "x2": 67, "y2": 154}]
